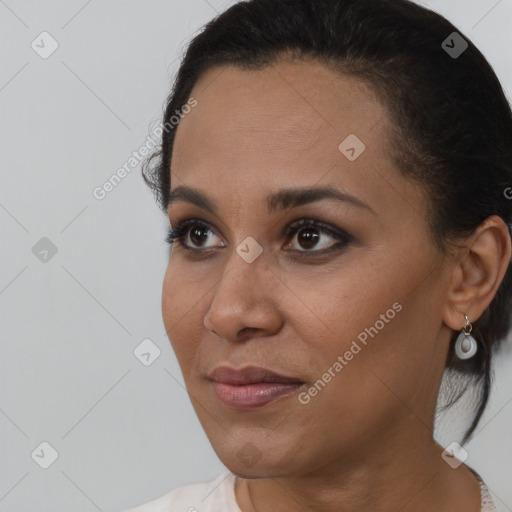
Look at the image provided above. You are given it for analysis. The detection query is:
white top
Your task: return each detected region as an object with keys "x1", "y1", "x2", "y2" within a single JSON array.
[
  {"x1": 470, "y1": 468, "x2": 499, "y2": 512},
  {"x1": 122, "y1": 471, "x2": 240, "y2": 512},
  {"x1": 122, "y1": 468, "x2": 498, "y2": 512}
]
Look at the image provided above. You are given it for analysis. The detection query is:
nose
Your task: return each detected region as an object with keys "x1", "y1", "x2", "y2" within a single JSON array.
[{"x1": 203, "y1": 249, "x2": 283, "y2": 342}]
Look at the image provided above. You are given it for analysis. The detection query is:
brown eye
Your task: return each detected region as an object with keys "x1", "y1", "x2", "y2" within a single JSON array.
[
  {"x1": 189, "y1": 225, "x2": 210, "y2": 247},
  {"x1": 166, "y1": 217, "x2": 352, "y2": 257},
  {"x1": 165, "y1": 219, "x2": 223, "y2": 250},
  {"x1": 284, "y1": 218, "x2": 352, "y2": 255},
  {"x1": 296, "y1": 228, "x2": 320, "y2": 250}
]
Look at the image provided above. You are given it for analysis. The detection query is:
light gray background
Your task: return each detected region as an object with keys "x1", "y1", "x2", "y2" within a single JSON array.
[{"x1": 0, "y1": 0, "x2": 511, "y2": 511}]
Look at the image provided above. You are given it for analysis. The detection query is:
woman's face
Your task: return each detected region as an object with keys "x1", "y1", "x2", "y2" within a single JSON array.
[{"x1": 162, "y1": 58, "x2": 455, "y2": 478}]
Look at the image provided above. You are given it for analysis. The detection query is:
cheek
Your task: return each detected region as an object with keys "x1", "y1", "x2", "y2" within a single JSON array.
[
  {"x1": 285, "y1": 258, "x2": 432, "y2": 392},
  {"x1": 162, "y1": 261, "x2": 206, "y2": 367},
  {"x1": 280, "y1": 259, "x2": 399, "y2": 348}
]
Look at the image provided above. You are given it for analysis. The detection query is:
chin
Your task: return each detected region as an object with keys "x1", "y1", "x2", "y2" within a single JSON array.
[
  {"x1": 226, "y1": 462, "x2": 290, "y2": 480},
  {"x1": 211, "y1": 437, "x2": 307, "y2": 479}
]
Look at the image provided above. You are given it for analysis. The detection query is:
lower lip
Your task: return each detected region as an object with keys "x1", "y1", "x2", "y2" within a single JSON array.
[{"x1": 211, "y1": 381, "x2": 304, "y2": 410}]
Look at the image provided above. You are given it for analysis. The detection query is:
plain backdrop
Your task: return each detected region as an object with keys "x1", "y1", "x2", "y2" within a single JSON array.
[{"x1": 0, "y1": 0, "x2": 511, "y2": 511}]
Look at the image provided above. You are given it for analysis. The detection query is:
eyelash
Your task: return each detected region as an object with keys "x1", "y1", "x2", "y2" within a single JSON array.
[{"x1": 165, "y1": 218, "x2": 353, "y2": 257}]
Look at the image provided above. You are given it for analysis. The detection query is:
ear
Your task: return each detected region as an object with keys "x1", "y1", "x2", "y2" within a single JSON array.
[{"x1": 443, "y1": 215, "x2": 512, "y2": 330}]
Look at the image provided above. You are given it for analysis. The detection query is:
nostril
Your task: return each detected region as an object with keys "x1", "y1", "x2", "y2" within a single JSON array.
[{"x1": 236, "y1": 327, "x2": 259, "y2": 341}]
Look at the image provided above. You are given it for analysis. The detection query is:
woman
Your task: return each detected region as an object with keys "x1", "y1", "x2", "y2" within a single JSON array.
[{"x1": 125, "y1": 0, "x2": 512, "y2": 510}]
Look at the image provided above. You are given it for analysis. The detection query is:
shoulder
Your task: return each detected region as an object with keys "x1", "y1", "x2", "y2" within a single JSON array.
[{"x1": 122, "y1": 471, "x2": 239, "y2": 512}]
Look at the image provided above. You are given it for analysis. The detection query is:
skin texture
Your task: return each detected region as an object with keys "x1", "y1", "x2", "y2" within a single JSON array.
[{"x1": 162, "y1": 57, "x2": 511, "y2": 512}]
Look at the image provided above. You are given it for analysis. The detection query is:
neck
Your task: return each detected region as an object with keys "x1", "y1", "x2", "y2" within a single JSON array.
[{"x1": 235, "y1": 429, "x2": 482, "y2": 512}]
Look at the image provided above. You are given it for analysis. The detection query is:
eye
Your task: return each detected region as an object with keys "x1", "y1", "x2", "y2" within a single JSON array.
[
  {"x1": 165, "y1": 219, "x2": 222, "y2": 250},
  {"x1": 165, "y1": 217, "x2": 352, "y2": 256},
  {"x1": 283, "y1": 218, "x2": 352, "y2": 255}
]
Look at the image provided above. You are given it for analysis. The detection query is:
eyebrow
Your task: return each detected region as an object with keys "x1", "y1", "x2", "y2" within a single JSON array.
[{"x1": 167, "y1": 184, "x2": 375, "y2": 215}]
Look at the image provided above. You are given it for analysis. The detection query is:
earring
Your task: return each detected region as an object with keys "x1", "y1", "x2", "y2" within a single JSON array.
[{"x1": 454, "y1": 314, "x2": 478, "y2": 360}]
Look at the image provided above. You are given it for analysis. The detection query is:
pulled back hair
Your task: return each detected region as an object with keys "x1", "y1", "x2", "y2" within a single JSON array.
[{"x1": 142, "y1": 0, "x2": 512, "y2": 444}]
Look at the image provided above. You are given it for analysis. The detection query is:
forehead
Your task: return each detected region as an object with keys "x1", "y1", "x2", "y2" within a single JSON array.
[
  {"x1": 168, "y1": 58, "x2": 424, "y2": 223},
  {"x1": 175, "y1": 58, "x2": 387, "y2": 159}
]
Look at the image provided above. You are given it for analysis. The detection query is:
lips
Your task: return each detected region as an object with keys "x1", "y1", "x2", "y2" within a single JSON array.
[
  {"x1": 207, "y1": 365, "x2": 305, "y2": 410},
  {"x1": 207, "y1": 365, "x2": 304, "y2": 385}
]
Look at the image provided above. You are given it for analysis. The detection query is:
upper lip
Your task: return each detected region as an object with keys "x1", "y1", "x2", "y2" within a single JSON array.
[{"x1": 208, "y1": 365, "x2": 304, "y2": 385}]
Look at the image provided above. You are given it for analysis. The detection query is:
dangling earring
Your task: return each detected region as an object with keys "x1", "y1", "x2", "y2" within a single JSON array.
[{"x1": 454, "y1": 314, "x2": 478, "y2": 360}]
